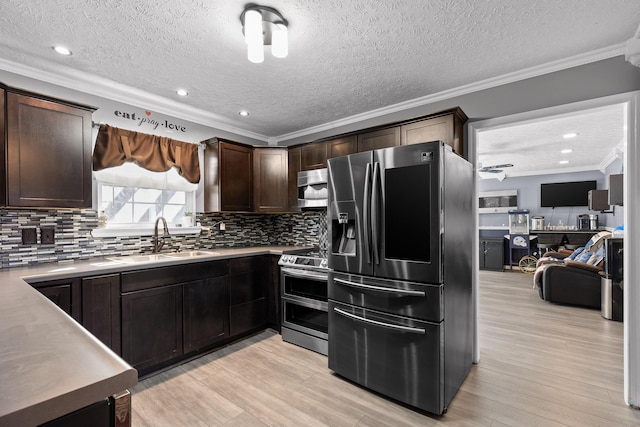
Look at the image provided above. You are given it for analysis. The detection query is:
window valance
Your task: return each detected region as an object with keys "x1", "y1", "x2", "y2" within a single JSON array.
[{"x1": 92, "y1": 124, "x2": 200, "y2": 184}]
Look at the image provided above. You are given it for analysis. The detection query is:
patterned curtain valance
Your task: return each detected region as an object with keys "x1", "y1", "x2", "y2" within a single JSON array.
[{"x1": 92, "y1": 124, "x2": 200, "y2": 184}]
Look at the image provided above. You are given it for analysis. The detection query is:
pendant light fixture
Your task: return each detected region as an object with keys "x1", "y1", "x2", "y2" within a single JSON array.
[{"x1": 240, "y1": 5, "x2": 288, "y2": 63}]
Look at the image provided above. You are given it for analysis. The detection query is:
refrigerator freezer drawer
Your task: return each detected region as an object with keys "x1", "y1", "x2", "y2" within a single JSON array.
[
  {"x1": 328, "y1": 301, "x2": 444, "y2": 414},
  {"x1": 329, "y1": 271, "x2": 443, "y2": 322}
]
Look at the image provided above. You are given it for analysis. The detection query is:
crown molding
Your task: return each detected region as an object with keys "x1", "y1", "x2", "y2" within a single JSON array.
[
  {"x1": 0, "y1": 42, "x2": 626, "y2": 145},
  {"x1": 0, "y1": 57, "x2": 270, "y2": 143},
  {"x1": 274, "y1": 43, "x2": 626, "y2": 143}
]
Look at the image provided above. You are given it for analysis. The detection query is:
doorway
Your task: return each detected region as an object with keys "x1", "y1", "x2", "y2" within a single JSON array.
[{"x1": 468, "y1": 91, "x2": 640, "y2": 407}]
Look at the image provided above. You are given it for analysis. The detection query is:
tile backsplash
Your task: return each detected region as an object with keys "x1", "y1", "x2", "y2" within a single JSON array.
[{"x1": 0, "y1": 209, "x2": 327, "y2": 269}]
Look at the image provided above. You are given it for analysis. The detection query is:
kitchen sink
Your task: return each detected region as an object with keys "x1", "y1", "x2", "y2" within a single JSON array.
[
  {"x1": 106, "y1": 254, "x2": 174, "y2": 263},
  {"x1": 165, "y1": 250, "x2": 219, "y2": 258},
  {"x1": 106, "y1": 251, "x2": 219, "y2": 263}
]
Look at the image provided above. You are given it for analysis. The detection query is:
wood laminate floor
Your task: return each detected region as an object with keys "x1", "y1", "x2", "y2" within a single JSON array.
[{"x1": 131, "y1": 270, "x2": 639, "y2": 426}]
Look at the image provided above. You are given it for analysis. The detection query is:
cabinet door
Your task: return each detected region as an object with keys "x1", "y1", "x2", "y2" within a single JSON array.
[
  {"x1": 0, "y1": 88, "x2": 5, "y2": 204},
  {"x1": 267, "y1": 255, "x2": 281, "y2": 330},
  {"x1": 121, "y1": 285, "x2": 183, "y2": 374},
  {"x1": 229, "y1": 256, "x2": 268, "y2": 336},
  {"x1": 220, "y1": 142, "x2": 253, "y2": 211},
  {"x1": 327, "y1": 136, "x2": 357, "y2": 159},
  {"x1": 82, "y1": 274, "x2": 121, "y2": 355},
  {"x1": 288, "y1": 146, "x2": 301, "y2": 212},
  {"x1": 480, "y1": 239, "x2": 504, "y2": 271},
  {"x1": 183, "y1": 277, "x2": 229, "y2": 353},
  {"x1": 300, "y1": 141, "x2": 327, "y2": 170},
  {"x1": 357, "y1": 127, "x2": 400, "y2": 152},
  {"x1": 6, "y1": 93, "x2": 92, "y2": 208},
  {"x1": 400, "y1": 112, "x2": 465, "y2": 157},
  {"x1": 253, "y1": 148, "x2": 288, "y2": 212},
  {"x1": 32, "y1": 278, "x2": 82, "y2": 322}
]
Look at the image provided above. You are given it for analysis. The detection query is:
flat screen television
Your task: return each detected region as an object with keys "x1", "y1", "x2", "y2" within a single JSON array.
[{"x1": 540, "y1": 180, "x2": 597, "y2": 207}]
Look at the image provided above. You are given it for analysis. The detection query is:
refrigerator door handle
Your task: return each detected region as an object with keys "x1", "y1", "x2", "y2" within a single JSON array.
[
  {"x1": 363, "y1": 162, "x2": 372, "y2": 265},
  {"x1": 333, "y1": 307, "x2": 426, "y2": 334},
  {"x1": 334, "y1": 278, "x2": 426, "y2": 296},
  {"x1": 371, "y1": 162, "x2": 381, "y2": 265}
]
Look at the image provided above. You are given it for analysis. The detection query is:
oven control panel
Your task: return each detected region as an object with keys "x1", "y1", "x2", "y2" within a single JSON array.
[{"x1": 279, "y1": 254, "x2": 328, "y2": 270}]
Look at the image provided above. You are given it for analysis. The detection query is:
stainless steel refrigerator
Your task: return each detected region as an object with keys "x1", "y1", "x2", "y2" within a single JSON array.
[{"x1": 327, "y1": 140, "x2": 473, "y2": 415}]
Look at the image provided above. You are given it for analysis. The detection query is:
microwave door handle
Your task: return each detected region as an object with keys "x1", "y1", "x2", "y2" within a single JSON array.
[
  {"x1": 371, "y1": 162, "x2": 381, "y2": 265},
  {"x1": 333, "y1": 307, "x2": 426, "y2": 334},
  {"x1": 334, "y1": 278, "x2": 426, "y2": 296},
  {"x1": 363, "y1": 162, "x2": 372, "y2": 265}
]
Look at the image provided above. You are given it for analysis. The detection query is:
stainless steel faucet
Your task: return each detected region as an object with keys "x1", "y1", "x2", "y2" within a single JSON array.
[{"x1": 152, "y1": 217, "x2": 170, "y2": 253}]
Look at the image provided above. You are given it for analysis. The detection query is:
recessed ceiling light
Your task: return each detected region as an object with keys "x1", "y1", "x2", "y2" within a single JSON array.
[
  {"x1": 52, "y1": 45, "x2": 72, "y2": 56},
  {"x1": 562, "y1": 133, "x2": 578, "y2": 139},
  {"x1": 176, "y1": 89, "x2": 188, "y2": 96},
  {"x1": 561, "y1": 149, "x2": 573, "y2": 154},
  {"x1": 239, "y1": 110, "x2": 249, "y2": 116},
  {"x1": 559, "y1": 160, "x2": 569, "y2": 164}
]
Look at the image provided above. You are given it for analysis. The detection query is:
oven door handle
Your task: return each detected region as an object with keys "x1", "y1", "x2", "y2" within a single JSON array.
[
  {"x1": 334, "y1": 278, "x2": 426, "y2": 296},
  {"x1": 281, "y1": 267, "x2": 328, "y2": 281},
  {"x1": 333, "y1": 307, "x2": 426, "y2": 334}
]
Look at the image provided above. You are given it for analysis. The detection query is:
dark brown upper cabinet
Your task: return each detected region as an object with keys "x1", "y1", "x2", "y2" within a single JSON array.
[
  {"x1": 300, "y1": 141, "x2": 327, "y2": 171},
  {"x1": 287, "y1": 146, "x2": 301, "y2": 212},
  {"x1": 4, "y1": 90, "x2": 94, "y2": 208},
  {"x1": 203, "y1": 139, "x2": 253, "y2": 212},
  {"x1": 253, "y1": 148, "x2": 288, "y2": 212},
  {"x1": 357, "y1": 126, "x2": 400, "y2": 152},
  {"x1": 327, "y1": 135, "x2": 357, "y2": 159},
  {"x1": 400, "y1": 108, "x2": 468, "y2": 158}
]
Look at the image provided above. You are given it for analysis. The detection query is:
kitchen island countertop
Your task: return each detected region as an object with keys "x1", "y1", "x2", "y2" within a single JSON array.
[{"x1": 0, "y1": 245, "x2": 309, "y2": 426}]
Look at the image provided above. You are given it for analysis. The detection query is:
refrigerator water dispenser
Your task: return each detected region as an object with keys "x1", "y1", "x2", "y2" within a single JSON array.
[{"x1": 331, "y1": 201, "x2": 357, "y2": 256}]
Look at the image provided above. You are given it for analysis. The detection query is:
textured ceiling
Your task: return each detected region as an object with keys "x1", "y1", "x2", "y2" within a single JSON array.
[
  {"x1": 478, "y1": 103, "x2": 626, "y2": 178},
  {"x1": 0, "y1": 0, "x2": 638, "y2": 141}
]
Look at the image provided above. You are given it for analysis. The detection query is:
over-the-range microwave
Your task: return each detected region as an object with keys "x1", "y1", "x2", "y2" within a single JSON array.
[{"x1": 298, "y1": 168, "x2": 327, "y2": 209}]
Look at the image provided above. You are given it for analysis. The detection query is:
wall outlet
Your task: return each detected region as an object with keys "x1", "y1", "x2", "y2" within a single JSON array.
[
  {"x1": 219, "y1": 222, "x2": 225, "y2": 231},
  {"x1": 41, "y1": 226, "x2": 55, "y2": 245},
  {"x1": 22, "y1": 228, "x2": 37, "y2": 245}
]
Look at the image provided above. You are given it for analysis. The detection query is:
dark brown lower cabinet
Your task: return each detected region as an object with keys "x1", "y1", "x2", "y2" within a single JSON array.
[
  {"x1": 183, "y1": 277, "x2": 230, "y2": 353},
  {"x1": 120, "y1": 260, "x2": 230, "y2": 375},
  {"x1": 121, "y1": 285, "x2": 184, "y2": 375},
  {"x1": 82, "y1": 274, "x2": 121, "y2": 355},
  {"x1": 229, "y1": 256, "x2": 268, "y2": 336},
  {"x1": 267, "y1": 255, "x2": 281, "y2": 330},
  {"x1": 31, "y1": 277, "x2": 81, "y2": 322}
]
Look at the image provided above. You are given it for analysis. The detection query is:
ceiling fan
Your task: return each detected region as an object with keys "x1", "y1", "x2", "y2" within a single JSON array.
[{"x1": 478, "y1": 163, "x2": 514, "y2": 173}]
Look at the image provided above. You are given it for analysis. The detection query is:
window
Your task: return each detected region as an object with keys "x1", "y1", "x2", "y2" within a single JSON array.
[
  {"x1": 94, "y1": 162, "x2": 197, "y2": 230},
  {"x1": 98, "y1": 185, "x2": 194, "y2": 224}
]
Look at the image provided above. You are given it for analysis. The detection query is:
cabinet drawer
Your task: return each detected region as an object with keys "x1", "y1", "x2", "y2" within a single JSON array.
[{"x1": 121, "y1": 260, "x2": 228, "y2": 292}]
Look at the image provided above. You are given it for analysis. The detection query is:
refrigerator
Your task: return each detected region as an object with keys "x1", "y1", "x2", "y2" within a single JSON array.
[{"x1": 327, "y1": 140, "x2": 473, "y2": 415}]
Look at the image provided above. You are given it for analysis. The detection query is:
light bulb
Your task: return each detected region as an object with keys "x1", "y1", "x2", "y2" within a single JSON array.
[
  {"x1": 248, "y1": 41, "x2": 264, "y2": 63},
  {"x1": 244, "y1": 9, "x2": 263, "y2": 46},
  {"x1": 272, "y1": 24, "x2": 288, "y2": 58}
]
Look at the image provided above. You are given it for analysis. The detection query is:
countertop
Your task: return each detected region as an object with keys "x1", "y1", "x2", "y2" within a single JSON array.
[{"x1": 0, "y1": 245, "x2": 309, "y2": 426}]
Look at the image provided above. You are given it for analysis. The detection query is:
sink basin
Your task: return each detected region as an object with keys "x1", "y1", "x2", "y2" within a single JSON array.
[
  {"x1": 165, "y1": 250, "x2": 219, "y2": 258},
  {"x1": 106, "y1": 251, "x2": 218, "y2": 263},
  {"x1": 107, "y1": 254, "x2": 174, "y2": 263}
]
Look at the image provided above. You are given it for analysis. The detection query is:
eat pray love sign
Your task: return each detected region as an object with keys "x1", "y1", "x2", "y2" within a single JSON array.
[{"x1": 113, "y1": 109, "x2": 187, "y2": 132}]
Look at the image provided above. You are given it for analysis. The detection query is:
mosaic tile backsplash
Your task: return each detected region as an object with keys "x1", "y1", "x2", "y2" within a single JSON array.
[{"x1": 0, "y1": 209, "x2": 327, "y2": 269}]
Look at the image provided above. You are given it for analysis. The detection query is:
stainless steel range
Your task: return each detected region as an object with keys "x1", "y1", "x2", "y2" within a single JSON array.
[{"x1": 278, "y1": 251, "x2": 328, "y2": 355}]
